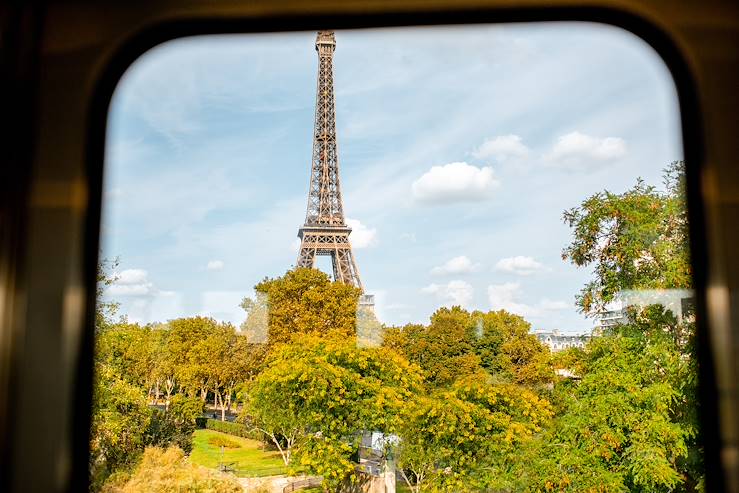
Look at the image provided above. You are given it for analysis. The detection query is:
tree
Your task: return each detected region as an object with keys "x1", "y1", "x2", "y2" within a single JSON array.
[
  {"x1": 150, "y1": 326, "x2": 178, "y2": 407},
  {"x1": 96, "y1": 323, "x2": 157, "y2": 399},
  {"x1": 472, "y1": 309, "x2": 553, "y2": 385},
  {"x1": 511, "y1": 309, "x2": 698, "y2": 492},
  {"x1": 562, "y1": 161, "x2": 691, "y2": 314},
  {"x1": 91, "y1": 260, "x2": 152, "y2": 489},
  {"x1": 530, "y1": 162, "x2": 703, "y2": 491},
  {"x1": 144, "y1": 395, "x2": 204, "y2": 454},
  {"x1": 201, "y1": 327, "x2": 263, "y2": 421},
  {"x1": 90, "y1": 363, "x2": 152, "y2": 490},
  {"x1": 384, "y1": 307, "x2": 551, "y2": 387},
  {"x1": 396, "y1": 375, "x2": 553, "y2": 492},
  {"x1": 96, "y1": 258, "x2": 121, "y2": 332},
  {"x1": 240, "y1": 268, "x2": 361, "y2": 344},
  {"x1": 384, "y1": 307, "x2": 481, "y2": 388},
  {"x1": 243, "y1": 333, "x2": 423, "y2": 490},
  {"x1": 166, "y1": 316, "x2": 224, "y2": 400}
]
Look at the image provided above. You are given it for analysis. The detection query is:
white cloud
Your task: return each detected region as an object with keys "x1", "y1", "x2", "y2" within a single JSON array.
[
  {"x1": 488, "y1": 283, "x2": 569, "y2": 318},
  {"x1": 206, "y1": 260, "x2": 224, "y2": 271},
  {"x1": 431, "y1": 255, "x2": 480, "y2": 276},
  {"x1": 472, "y1": 134, "x2": 530, "y2": 160},
  {"x1": 421, "y1": 280, "x2": 474, "y2": 307},
  {"x1": 411, "y1": 162, "x2": 500, "y2": 204},
  {"x1": 495, "y1": 256, "x2": 545, "y2": 276},
  {"x1": 346, "y1": 218, "x2": 378, "y2": 249},
  {"x1": 487, "y1": 282, "x2": 533, "y2": 316},
  {"x1": 544, "y1": 131, "x2": 626, "y2": 169},
  {"x1": 107, "y1": 269, "x2": 154, "y2": 296}
]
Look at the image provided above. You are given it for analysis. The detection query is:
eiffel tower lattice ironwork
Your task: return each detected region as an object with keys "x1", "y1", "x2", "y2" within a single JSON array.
[{"x1": 296, "y1": 31, "x2": 371, "y2": 306}]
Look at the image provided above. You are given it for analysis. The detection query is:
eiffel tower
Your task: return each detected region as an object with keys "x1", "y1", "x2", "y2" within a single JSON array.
[{"x1": 296, "y1": 31, "x2": 373, "y2": 307}]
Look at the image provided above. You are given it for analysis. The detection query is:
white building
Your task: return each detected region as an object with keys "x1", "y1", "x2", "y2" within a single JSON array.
[
  {"x1": 534, "y1": 329, "x2": 589, "y2": 352},
  {"x1": 595, "y1": 289, "x2": 695, "y2": 332}
]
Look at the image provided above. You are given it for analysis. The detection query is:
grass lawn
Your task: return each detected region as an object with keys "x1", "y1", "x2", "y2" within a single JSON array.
[{"x1": 189, "y1": 429, "x2": 288, "y2": 477}]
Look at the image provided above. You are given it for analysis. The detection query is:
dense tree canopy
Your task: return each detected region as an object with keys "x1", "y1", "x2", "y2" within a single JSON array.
[
  {"x1": 509, "y1": 309, "x2": 699, "y2": 492},
  {"x1": 241, "y1": 268, "x2": 361, "y2": 344},
  {"x1": 90, "y1": 363, "x2": 152, "y2": 489},
  {"x1": 243, "y1": 333, "x2": 423, "y2": 488},
  {"x1": 397, "y1": 375, "x2": 553, "y2": 492},
  {"x1": 384, "y1": 306, "x2": 552, "y2": 388}
]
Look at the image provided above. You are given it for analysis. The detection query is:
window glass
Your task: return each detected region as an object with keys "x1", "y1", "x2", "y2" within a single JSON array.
[{"x1": 94, "y1": 24, "x2": 698, "y2": 493}]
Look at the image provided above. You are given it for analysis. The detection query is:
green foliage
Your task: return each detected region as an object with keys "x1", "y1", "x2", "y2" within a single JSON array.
[
  {"x1": 101, "y1": 447, "x2": 242, "y2": 493},
  {"x1": 474, "y1": 309, "x2": 554, "y2": 384},
  {"x1": 205, "y1": 418, "x2": 255, "y2": 439},
  {"x1": 298, "y1": 436, "x2": 358, "y2": 491},
  {"x1": 169, "y1": 394, "x2": 206, "y2": 424},
  {"x1": 144, "y1": 410, "x2": 194, "y2": 454},
  {"x1": 244, "y1": 333, "x2": 423, "y2": 488},
  {"x1": 166, "y1": 316, "x2": 224, "y2": 398},
  {"x1": 384, "y1": 307, "x2": 552, "y2": 388},
  {"x1": 511, "y1": 310, "x2": 697, "y2": 492},
  {"x1": 207, "y1": 435, "x2": 241, "y2": 449},
  {"x1": 562, "y1": 161, "x2": 691, "y2": 314},
  {"x1": 384, "y1": 307, "x2": 481, "y2": 388},
  {"x1": 144, "y1": 395, "x2": 204, "y2": 454},
  {"x1": 90, "y1": 363, "x2": 152, "y2": 489},
  {"x1": 96, "y1": 323, "x2": 156, "y2": 390},
  {"x1": 241, "y1": 267, "x2": 361, "y2": 344},
  {"x1": 396, "y1": 376, "x2": 553, "y2": 492},
  {"x1": 524, "y1": 161, "x2": 702, "y2": 492}
]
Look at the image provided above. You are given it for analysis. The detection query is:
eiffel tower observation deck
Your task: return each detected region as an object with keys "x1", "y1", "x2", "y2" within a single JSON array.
[{"x1": 296, "y1": 31, "x2": 374, "y2": 309}]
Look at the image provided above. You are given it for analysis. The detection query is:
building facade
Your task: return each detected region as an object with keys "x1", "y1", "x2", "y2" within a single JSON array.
[{"x1": 534, "y1": 330, "x2": 589, "y2": 352}]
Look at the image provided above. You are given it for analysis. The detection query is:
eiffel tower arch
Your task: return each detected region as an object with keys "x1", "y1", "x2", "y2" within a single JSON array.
[{"x1": 296, "y1": 31, "x2": 374, "y2": 308}]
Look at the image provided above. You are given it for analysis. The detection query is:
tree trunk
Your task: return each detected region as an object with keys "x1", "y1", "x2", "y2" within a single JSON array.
[
  {"x1": 214, "y1": 391, "x2": 226, "y2": 421},
  {"x1": 164, "y1": 378, "x2": 175, "y2": 410}
]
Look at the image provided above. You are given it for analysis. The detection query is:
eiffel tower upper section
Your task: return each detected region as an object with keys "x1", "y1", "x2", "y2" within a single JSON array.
[{"x1": 296, "y1": 31, "x2": 367, "y2": 296}]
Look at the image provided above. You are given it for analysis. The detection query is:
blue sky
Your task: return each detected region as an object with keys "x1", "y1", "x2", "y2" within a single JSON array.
[{"x1": 101, "y1": 23, "x2": 682, "y2": 334}]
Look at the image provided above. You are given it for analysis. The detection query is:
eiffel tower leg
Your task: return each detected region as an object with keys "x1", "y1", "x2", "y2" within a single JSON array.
[
  {"x1": 296, "y1": 234, "x2": 317, "y2": 269},
  {"x1": 330, "y1": 250, "x2": 342, "y2": 284},
  {"x1": 334, "y1": 247, "x2": 363, "y2": 291}
]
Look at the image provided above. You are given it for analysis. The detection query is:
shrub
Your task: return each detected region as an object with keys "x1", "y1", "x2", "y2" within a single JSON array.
[
  {"x1": 205, "y1": 418, "x2": 256, "y2": 439},
  {"x1": 195, "y1": 416, "x2": 207, "y2": 429},
  {"x1": 207, "y1": 435, "x2": 241, "y2": 449},
  {"x1": 144, "y1": 409, "x2": 194, "y2": 454},
  {"x1": 144, "y1": 395, "x2": 205, "y2": 454},
  {"x1": 169, "y1": 394, "x2": 205, "y2": 424},
  {"x1": 101, "y1": 446, "x2": 241, "y2": 493}
]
